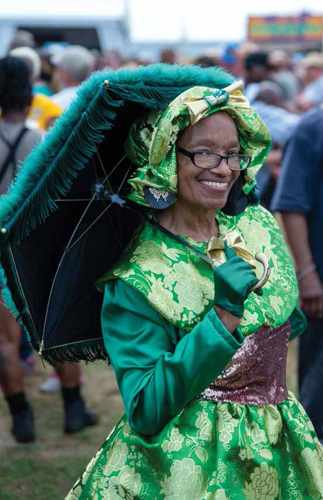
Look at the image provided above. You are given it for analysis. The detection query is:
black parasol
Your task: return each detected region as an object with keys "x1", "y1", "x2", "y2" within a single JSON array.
[{"x1": 0, "y1": 64, "x2": 240, "y2": 365}]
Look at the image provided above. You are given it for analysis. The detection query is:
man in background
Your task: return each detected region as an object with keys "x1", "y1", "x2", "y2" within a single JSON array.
[
  {"x1": 271, "y1": 106, "x2": 323, "y2": 443},
  {"x1": 9, "y1": 46, "x2": 62, "y2": 131},
  {"x1": 253, "y1": 81, "x2": 300, "y2": 207},
  {"x1": 297, "y1": 52, "x2": 323, "y2": 112},
  {"x1": 51, "y1": 46, "x2": 95, "y2": 110},
  {"x1": 243, "y1": 52, "x2": 270, "y2": 103},
  {"x1": 0, "y1": 57, "x2": 98, "y2": 442},
  {"x1": 268, "y1": 49, "x2": 300, "y2": 108}
]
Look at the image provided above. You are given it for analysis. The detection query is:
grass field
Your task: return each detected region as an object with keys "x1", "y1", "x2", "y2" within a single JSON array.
[
  {"x1": 0, "y1": 341, "x2": 298, "y2": 500},
  {"x1": 0, "y1": 361, "x2": 124, "y2": 500}
]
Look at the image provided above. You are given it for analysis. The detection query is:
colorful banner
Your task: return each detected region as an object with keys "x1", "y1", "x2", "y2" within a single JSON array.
[{"x1": 248, "y1": 15, "x2": 323, "y2": 44}]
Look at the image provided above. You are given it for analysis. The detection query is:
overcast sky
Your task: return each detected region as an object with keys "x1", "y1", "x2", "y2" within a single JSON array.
[{"x1": 1, "y1": 0, "x2": 323, "y2": 41}]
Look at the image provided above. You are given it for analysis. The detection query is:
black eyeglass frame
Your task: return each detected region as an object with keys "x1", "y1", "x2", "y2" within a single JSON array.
[{"x1": 176, "y1": 145, "x2": 251, "y2": 171}]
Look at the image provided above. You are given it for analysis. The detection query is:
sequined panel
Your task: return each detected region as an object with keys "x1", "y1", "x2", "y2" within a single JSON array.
[{"x1": 198, "y1": 321, "x2": 291, "y2": 406}]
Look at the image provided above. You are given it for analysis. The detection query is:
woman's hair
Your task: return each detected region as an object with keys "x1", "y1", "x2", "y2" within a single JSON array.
[{"x1": 0, "y1": 56, "x2": 32, "y2": 114}]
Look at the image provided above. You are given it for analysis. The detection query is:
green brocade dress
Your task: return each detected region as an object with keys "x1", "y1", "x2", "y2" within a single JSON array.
[{"x1": 66, "y1": 206, "x2": 323, "y2": 500}]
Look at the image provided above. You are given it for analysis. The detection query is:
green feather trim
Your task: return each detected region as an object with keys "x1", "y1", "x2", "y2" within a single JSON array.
[{"x1": 0, "y1": 64, "x2": 234, "y2": 247}]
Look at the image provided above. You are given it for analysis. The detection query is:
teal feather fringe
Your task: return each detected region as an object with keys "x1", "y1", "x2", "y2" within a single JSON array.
[
  {"x1": 0, "y1": 63, "x2": 234, "y2": 247},
  {"x1": 0, "y1": 248, "x2": 36, "y2": 344},
  {"x1": 42, "y1": 340, "x2": 109, "y2": 366},
  {"x1": 0, "y1": 257, "x2": 19, "y2": 317},
  {"x1": 0, "y1": 85, "x2": 123, "y2": 247}
]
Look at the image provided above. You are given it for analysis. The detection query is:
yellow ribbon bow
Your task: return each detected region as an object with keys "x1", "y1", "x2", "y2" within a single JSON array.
[
  {"x1": 206, "y1": 230, "x2": 256, "y2": 269},
  {"x1": 181, "y1": 80, "x2": 250, "y2": 125}
]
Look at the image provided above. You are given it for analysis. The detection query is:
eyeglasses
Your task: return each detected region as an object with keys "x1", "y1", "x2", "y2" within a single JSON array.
[{"x1": 176, "y1": 145, "x2": 251, "y2": 171}]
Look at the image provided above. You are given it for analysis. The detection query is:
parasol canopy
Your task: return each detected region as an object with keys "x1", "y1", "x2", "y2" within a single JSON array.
[{"x1": 0, "y1": 64, "x2": 237, "y2": 365}]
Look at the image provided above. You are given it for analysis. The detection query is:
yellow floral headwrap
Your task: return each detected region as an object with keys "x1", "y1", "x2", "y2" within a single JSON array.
[{"x1": 125, "y1": 81, "x2": 271, "y2": 207}]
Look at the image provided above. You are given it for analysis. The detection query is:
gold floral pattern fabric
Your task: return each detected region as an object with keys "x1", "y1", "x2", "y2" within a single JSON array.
[
  {"x1": 66, "y1": 393, "x2": 323, "y2": 499},
  {"x1": 97, "y1": 204, "x2": 298, "y2": 337},
  {"x1": 87, "y1": 172, "x2": 309, "y2": 500}
]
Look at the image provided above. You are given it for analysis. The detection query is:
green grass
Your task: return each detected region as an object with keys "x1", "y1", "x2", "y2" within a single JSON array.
[
  {"x1": 0, "y1": 361, "x2": 124, "y2": 500},
  {"x1": 0, "y1": 454, "x2": 88, "y2": 500}
]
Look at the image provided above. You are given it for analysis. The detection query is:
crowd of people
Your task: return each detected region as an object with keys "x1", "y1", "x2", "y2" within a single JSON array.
[
  {"x1": 6, "y1": 39, "x2": 323, "y2": 215},
  {"x1": 1, "y1": 29, "x2": 323, "y2": 498}
]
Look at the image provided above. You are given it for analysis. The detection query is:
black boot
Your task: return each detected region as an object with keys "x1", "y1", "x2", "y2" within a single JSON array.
[
  {"x1": 12, "y1": 404, "x2": 35, "y2": 443},
  {"x1": 64, "y1": 397, "x2": 99, "y2": 434}
]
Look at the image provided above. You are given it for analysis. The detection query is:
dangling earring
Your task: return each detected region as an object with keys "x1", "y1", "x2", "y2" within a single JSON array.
[{"x1": 144, "y1": 187, "x2": 176, "y2": 209}]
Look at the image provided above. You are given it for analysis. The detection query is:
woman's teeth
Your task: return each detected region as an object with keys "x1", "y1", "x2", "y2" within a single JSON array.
[{"x1": 199, "y1": 180, "x2": 228, "y2": 188}]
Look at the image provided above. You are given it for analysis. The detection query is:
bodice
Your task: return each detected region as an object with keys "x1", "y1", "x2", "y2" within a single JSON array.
[{"x1": 198, "y1": 321, "x2": 290, "y2": 406}]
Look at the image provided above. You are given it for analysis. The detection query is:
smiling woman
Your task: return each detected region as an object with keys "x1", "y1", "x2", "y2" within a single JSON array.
[
  {"x1": 159, "y1": 112, "x2": 242, "y2": 240},
  {"x1": 64, "y1": 75, "x2": 323, "y2": 499}
]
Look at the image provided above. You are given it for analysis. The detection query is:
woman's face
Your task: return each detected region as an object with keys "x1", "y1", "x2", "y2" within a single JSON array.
[{"x1": 176, "y1": 112, "x2": 241, "y2": 212}]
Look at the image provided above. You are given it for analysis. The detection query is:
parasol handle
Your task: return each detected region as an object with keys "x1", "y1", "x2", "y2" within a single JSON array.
[
  {"x1": 211, "y1": 252, "x2": 270, "y2": 293},
  {"x1": 250, "y1": 253, "x2": 271, "y2": 292}
]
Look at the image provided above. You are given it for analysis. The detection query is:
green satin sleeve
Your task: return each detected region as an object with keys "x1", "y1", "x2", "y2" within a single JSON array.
[
  {"x1": 101, "y1": 279, "x2": 244, "y2": 436},
  {"x1": 289, "y1": 305, "x2": 307, "y2": 342}
]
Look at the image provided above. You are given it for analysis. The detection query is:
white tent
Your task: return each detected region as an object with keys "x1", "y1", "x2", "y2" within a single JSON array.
[{"x1": 0, "y1": 1, "x2": 128, "y2": 56}]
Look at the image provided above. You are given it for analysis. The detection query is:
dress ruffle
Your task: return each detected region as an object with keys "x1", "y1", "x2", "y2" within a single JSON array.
[{"x1": 66, "y1": 392, "x2": 323, "y2": 500}]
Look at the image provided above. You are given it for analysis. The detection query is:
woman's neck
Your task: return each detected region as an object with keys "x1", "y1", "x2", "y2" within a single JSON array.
[{"x1": 157, "y1": 200, "x2": 218, "y2": 241}]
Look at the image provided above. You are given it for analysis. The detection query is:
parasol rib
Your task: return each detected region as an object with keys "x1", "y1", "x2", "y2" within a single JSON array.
[{"x1": 66, "y1": 203, "x2": 113, "y2": 254}]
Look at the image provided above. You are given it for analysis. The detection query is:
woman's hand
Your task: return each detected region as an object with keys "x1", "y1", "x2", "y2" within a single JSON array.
[
  {"x1": 214, "y1": 306, "x2": 242, "y2": 333},
  {"x1": 213, "y1": 243, "x2": 259, "y2": 319}
]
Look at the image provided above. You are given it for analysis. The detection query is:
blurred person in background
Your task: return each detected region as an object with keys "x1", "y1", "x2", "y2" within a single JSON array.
[
  {"x1": 268, "y1": 49, "x2": 300, "y2": 109},
  {"x1": 100, "y1": 49, "x2": 123, "y2": 71},
  {"x1": 9, "y1": 30, "x2": 36, "y2": 50},
  {"x1": 297, "y1": 52, "x2": 323, "y2": 112},
  {"x1": 0, "y1": 54, "x2": 45, "y2": 379},
  {"x1": 253, "y1": 81, "x2": 300, "y2": 207},
  {"x1": 253, "y1": 81, "x2": 300, "y2": 144},
  {"x1": 0, "y1": 56, "x2": 42, "y2": 443},
  {"x1": 271, "y1": 106, "x2": 323, "y2": 443},
  {"x1": 33, "y1": 51, "x2": 59, "y2": 97},
  {"x1": 160, "y1": 48, "x2": 177, "y2": 65},
  {"x1": 220, "y1": 43, "x2": 240, "y2": 76},
  {"x1": 234, "y1": 41, "x2": 260, "y2": 79},
  {"x1": 0, "y1": 57, "x2": 98, "y2": 442},
  {"x1": 0, "y1": 57, "x2": 43, "y2": 194},
  {"x1": 9, "y1": 46, "x2": 62, "y2": 131},
  {"x1": 194, "y1": 54, "x2": 220, "y2": 68},
  {"x1": 51, "y1": 45, "x2": 96, "y2": 110},
  {"x1": 121, "y1": 58, "x2": 140, "y2": 69},
  {"x1": 243, "y1": 51, "x2": 270, "y2": 103}
]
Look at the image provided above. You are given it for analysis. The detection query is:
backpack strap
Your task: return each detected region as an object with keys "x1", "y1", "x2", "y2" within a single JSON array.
[{"x1": 0, "y1": 126, "x2": 29, "y2": 185}]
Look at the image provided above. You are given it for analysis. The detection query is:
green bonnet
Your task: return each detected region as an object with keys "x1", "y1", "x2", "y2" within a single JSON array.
[{"x1": 124, "y1": 81, "x2": 271, "y2": 209}]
